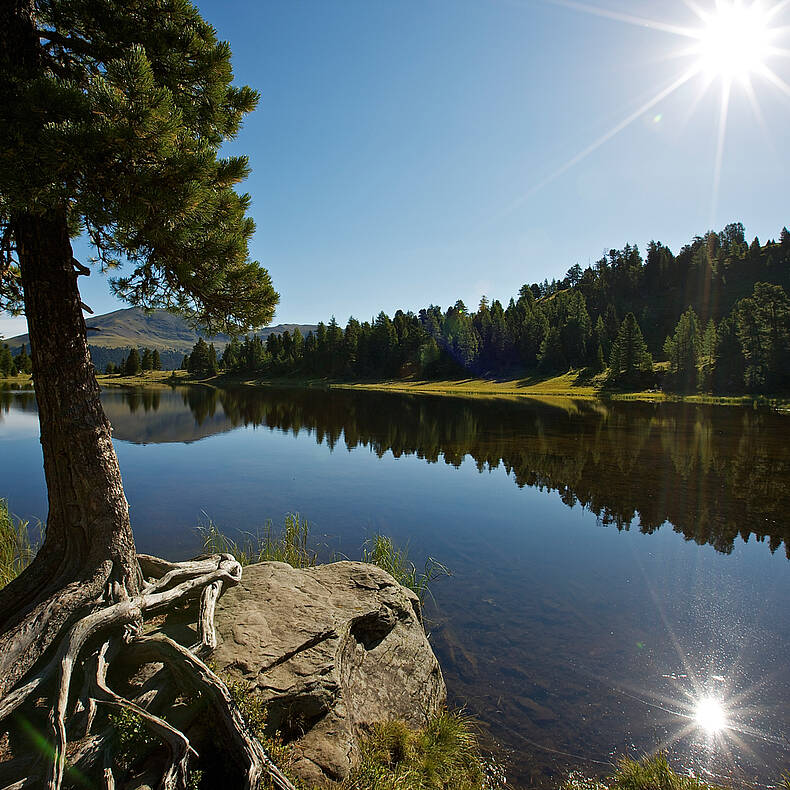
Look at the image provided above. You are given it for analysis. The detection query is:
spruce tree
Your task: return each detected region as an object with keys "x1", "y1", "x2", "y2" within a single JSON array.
[
  {"x1": 538, "y1": 326, "x2": 567, "y2": 371},
  {"x1": 291, "y1": 327, "x2": 304, "y2": 362},
  {"x1": 13, "y1": 344, "x2": 32, "y2": 375},
  {"x1": 594, "y1": 315, "x2": 610, "y2": 362},
  {"x1": 593, "y1": 342, "x2": 606, "y2": 373},
  {"x1": 124, "y1": 347, "x2": 141, "y2": 376},
  {"x1": 608, "y1": 313, "x2": 653, "y2": 386},
  {"x1": 152, "y1": 348, "x2": 161, "y2": 371},
  {"x1": 141, "y1": 347, "x2": 153, "y2": 371},
  {"x1": 0, "y1": 344, "x2": 13, "y2": 377},
  {"x1": 0, "y1": 1, "x2": 281, "y2": 780},
  {"x1": 735, "y1": 282, "x2": 790, "y2": 391},
  {"x1": 188, "y1": 337, "x2": 211, "y2": 375},
  {"x1": 664, "y1": 307, "x2": 700, "y2": 391},
  {"x1": 221, "y1": 337, "x2": 241, "y2": 371}
]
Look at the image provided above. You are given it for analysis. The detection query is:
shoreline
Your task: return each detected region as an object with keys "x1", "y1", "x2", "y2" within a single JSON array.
[{"x1": 87, "y1": 369, "x2": 790, "y2": 409}]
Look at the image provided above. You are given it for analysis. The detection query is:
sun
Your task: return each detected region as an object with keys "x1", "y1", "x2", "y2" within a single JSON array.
[{"x1": 695, "y1": 1, "x2": 773, "y2": 81}]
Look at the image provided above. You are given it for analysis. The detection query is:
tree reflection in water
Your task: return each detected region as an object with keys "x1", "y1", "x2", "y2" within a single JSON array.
[{"x1": 79, "y1": 384, "x2": 790, "y2": 560}]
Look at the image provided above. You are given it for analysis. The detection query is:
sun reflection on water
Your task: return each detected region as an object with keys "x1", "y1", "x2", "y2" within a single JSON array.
[{"x1": 694, "y1": 697, "x2": 727, "y2": 735}]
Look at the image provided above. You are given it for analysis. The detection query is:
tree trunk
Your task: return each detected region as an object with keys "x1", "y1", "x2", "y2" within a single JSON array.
[{"x1": 0, "y1": 209, "x2": 139, "y2": 697}]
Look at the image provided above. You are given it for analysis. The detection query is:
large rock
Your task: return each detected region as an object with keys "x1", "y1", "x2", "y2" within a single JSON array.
[{"x1": 211, "y1": 561, "x2": 446, "y2": 785}]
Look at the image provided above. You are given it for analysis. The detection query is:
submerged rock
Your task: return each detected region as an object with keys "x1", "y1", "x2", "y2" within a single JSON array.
[{"x1": 212, "y1": 560, "x2": 446, "y2": 785}]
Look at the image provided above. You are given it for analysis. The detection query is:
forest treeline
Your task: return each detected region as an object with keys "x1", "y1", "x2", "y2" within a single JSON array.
[
  {"x1": 184, "y1": 222, "x2": 790, "y2": 393},
  {"x1": 105, "y1": 347, "x2": 162, "y2": 376}
]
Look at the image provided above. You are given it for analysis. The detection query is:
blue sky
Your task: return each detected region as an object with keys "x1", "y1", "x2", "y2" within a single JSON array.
[{"x1": 3, "y1": 0, "x2": 789, "y2": 338}]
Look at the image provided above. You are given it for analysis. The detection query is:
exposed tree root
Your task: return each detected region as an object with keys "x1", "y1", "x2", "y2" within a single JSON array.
[{"x1": 0, "y1": 553, "x2": 298, "y2": 790}]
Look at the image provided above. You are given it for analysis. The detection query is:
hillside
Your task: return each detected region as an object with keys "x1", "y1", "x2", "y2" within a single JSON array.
[{"x1": 6, "y1": 307, "x2": 316, "y2": 354}]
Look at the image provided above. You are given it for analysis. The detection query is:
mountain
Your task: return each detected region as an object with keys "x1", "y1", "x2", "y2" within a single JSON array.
[{"x1": 5, "y1": 307, "x2": 316, "y2": 353}]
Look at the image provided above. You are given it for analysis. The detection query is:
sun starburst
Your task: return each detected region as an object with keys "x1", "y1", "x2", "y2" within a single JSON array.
[
  {"x1": 695, "y1": 2, "x2": 773, "y2": 81},
  {"x1": 507, "y1": 0, "x2": 790, "y2": 224}
]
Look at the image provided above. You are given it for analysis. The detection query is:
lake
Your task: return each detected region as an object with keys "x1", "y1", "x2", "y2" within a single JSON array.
[{"x1": 1, "y1": 383, "x2": 789, "y2": 787}]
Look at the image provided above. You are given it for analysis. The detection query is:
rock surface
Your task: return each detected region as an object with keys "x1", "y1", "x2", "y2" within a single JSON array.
[{"x1": 212, "y1": 560, "x2": 446, "y2": 785}]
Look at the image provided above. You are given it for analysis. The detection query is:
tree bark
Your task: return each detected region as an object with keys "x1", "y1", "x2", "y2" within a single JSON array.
[{"x1": 0, "y1": 209, "x2": 139, "y2": 696}]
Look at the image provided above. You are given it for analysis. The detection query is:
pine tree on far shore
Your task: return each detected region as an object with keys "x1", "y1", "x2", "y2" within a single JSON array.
[
  {"x1": 608, "y1": 314, "x2": 652, "y2": 386},
  {"x1": 0, "y1": 344, "x2": 13, "y2": 377},
  {"x1": 13, "y1": 345, "x2": 32, "y2": 375},
  {"x1": 124, "y1": 348, "x2": 141, "y2": 376}
]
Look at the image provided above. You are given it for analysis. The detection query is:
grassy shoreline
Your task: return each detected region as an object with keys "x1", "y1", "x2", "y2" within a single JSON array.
[{"x1": 10, "y1": 367, "x2": 781, "y2": 408}]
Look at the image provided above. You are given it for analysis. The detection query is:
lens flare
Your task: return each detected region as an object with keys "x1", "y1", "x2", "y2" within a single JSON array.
[{"x1": 695, "y1": 696, "x2": 727, "y2": 733}]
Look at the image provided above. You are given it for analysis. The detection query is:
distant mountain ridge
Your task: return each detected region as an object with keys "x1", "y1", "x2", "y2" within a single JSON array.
[{"x1": 5, "y1": 307, "x2": 317, "y2": 354}]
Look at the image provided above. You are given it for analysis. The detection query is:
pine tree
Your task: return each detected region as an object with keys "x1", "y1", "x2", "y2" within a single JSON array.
[
  {"x1": 0, "y1": 343, "x2": 13, "y2": 377},
  {"x1": 372, "y1": 312, "x2": 398, "y2": 375},
  {"x1": 698, "y1": 319, "x2": 717, "y2": 390},
  {"x1": 0, "y1": 0, "x2": 280, "y2": 739},
  {"x1": 342, "y1": 320, "x2": 360, "y2": 375},
  {"x1": 664, "y1": 307, "x2": 700, "y2": 391},
  {"x1": 604, "y1": 304, "x2": 620, "y2": 344},
  {"x1": 291, "y1": 327, "x2": 304, "y2": 362},
  {"x1": 594, "y1": 315, "x2": 610, "y2": 362},
  {"x1": 608, "y1": 313, "x2": 653, "y2": 386},
  {"x1": 124, "y1": 347, "x2": 141, "y2": 376},
  {"x1": 565, "y1": 263, "x2": 583, "y2": 287},
  {"x1": 712, "y1": 316, "x2": 745, "y2": 392},
  {"x1": 734, "y1": 282, "x2": 790, "y2": 391},
  {"x1": 592, "y1": 343, "x2": 606, "y2": 373},
  {"x1": 13, "y1": 344, "x2": 32, "y2": 375},
  {"x1": 221, "y1": 337, "x2": 242, "y2": 371},
  {"x1": 152, "y1": 348, "x2": 161, "y2": 371},
  {"x1": 538, "y1": 327, "x2": 567, "y2": 371},
  {"x1": 141, "y1": 347, "x2": 153, "y2": 371},
  {"x1": 188, "y1": 337, "x2": 211, "y2": 376}
]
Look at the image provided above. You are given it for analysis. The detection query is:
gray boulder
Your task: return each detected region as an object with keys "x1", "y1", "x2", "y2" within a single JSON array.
[{"x1": 211, "y1": 560, "x2": 446, "y2": 785}]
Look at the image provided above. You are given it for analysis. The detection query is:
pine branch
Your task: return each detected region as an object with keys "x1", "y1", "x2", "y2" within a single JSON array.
[{"x1": 36, "y1": 28, "x2": 97, "y2": 57}]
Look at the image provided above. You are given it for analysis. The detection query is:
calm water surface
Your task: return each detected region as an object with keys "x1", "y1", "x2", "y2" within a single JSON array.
[{"x1": 1, "y1": 384, "x2": 789, "y2": 787}]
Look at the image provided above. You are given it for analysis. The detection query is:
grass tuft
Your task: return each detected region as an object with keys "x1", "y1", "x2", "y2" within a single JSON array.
[
  {"x1": 361, "y1": 534, "x2": 451, "y2": 604},
  {"x1": 339, "y1": 711, "x2": 486, "y2": 790},
  {"x1": 198, "y1": 517, "x2": 449, "y2": 603},
  {"x1": 0, "y1": 498, "x2": 41, "y2": 589},
  {"x1": 198, "y1": 512, "x2": 317, "y2": 569},
  {"x1": 612, "y1": 754, "x2": 727, "y2": 790},
  {"x1": 563, "y1": 755, "x2": 729, "y2": 790}
]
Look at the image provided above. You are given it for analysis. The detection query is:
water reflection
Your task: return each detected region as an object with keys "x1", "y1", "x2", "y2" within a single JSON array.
[{"x1": 96, "y1": 384, "x2": 790, "y2": 560}]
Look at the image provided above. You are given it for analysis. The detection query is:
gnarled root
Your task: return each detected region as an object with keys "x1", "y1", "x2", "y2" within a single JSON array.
[
  {"x1": 129, "y1": 635, "x2": 297, "y2": 790},
  {"x1": 0, "y1": 553, "x2": 298, "y2": 790}
]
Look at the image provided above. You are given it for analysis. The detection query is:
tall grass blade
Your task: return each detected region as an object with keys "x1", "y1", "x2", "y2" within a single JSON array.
[{"x1": 0, "y1": 498, "x2": 42, "y2": 589}]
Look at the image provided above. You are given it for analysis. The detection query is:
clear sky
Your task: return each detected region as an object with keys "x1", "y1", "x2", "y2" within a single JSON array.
[{"x1": 3, "y1": 0, "x2": 789, "y2": 338}]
